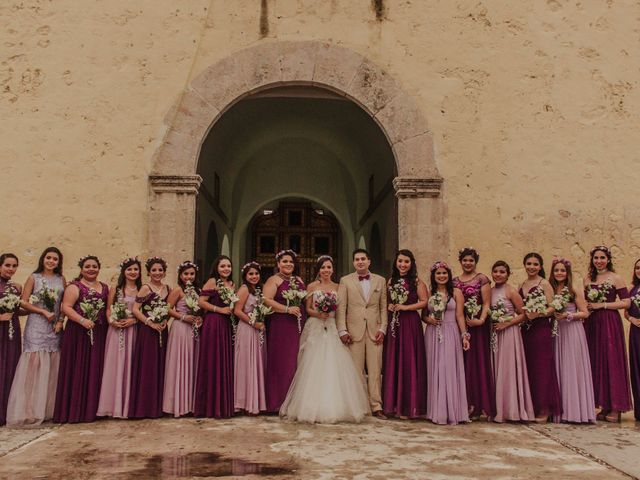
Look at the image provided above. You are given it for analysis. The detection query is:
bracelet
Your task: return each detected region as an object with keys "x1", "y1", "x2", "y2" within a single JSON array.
[
  {"x1": 461, "y1": 331, "x2": 471, "y2": 341},
  {"x1": 249, "y1": 317, "x2": 256, "y2": 326},
  {"x1": 285, "y1": 306, "x2": 289, "y2": 314},
  {"x1": 180, "y1": 314, "x2": 186, "y2": 322},
  {"x1": 212, "y1": 306, "x2": 217, "y2": 313},
  {"x1": 567, "y1": 312, "x2": 574, "y2": 322}
]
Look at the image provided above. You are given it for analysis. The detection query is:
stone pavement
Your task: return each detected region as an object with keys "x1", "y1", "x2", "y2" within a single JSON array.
[{"x1": 0, "y1": 414, "x2": 638, "y2": 479}]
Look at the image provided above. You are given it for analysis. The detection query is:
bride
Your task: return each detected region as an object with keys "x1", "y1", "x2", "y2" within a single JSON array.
[{"x1": 279, "y1": 255, "x2": 370, "y2": 423}]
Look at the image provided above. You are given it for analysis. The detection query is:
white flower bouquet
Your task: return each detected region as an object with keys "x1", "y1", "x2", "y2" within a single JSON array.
[
  {"x1": 428, "y1": 292, "x2": 446, "y2": 343},
  {"x1": 0, "y1": 282, "x2": 21, "y2": 340},
  {"x1": 388, "y1": 280, "x2": 409, "y2": 338},
  {"x1": 80, "y1": 290, "x2": 105, "y2": 346}
]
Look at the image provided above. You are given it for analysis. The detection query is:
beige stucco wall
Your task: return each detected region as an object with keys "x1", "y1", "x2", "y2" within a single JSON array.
[{"x1": 1, "y1": 1, "x2": 639, "y2": 285}]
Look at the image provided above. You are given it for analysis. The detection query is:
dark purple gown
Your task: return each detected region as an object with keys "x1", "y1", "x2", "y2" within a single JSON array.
[
  {"x1": 193, "y1": 289, "x2": 233, "y2": 418},
  {"x1": 0, "y1": 278, "x2": 22, "y2": 426},
  {"x1": 265, "y1": 279, "x2": 306, "y2": 414},
  {"x1": 453, "y1": 274, "x2": 496, "y2": 418},
  {"x1": 629, "y1": 284, "x2": 640, "y2": 420},
  {"x1": 382, "y1": 279, "x2": 427, "y2": 418},
  {"x1": 520, "y1": 285, "x2": 562, "y2": 417},
  {"x1": 584, "y1": 283, "x2": 632, "y2": 413},
  {"x1": 53, "y1": 281, "x2": 109, "y2": 423},
  {"x1": 128, "y1": 289, "x2": 169, "y2": 419}
]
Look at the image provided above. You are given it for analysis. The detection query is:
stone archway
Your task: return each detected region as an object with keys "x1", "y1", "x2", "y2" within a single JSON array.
[{"x1": 149, "y1": 41, "x2": 445, "y2": 272}]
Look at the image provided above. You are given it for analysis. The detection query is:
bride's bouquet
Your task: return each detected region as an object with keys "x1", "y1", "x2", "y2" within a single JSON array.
[
  {"x1": 282, "y1": 279, "x2": 307, "y2": 333},
  {"x1": 428, "y1": 292, "x2": 446, "y2": 343},
  {"x1": 109, "y1": 290, "x2": 131, "y2": 351},
  {"x1": 388, "y1": 279, "x2": 409, "y2": 338},
  {"x1": 80, "y1": 289, "x2": 105, "y2": 346},
  {"x1": 183, "y1": 282, "x2": 201, "y2": 341},
  {"x1": 0, "y1": 282, "x2": 21, "y2": 340},
  {"x1": 144, "y1": 297, "x2": 170, "y2": 347},
  {"x1": 315, "y1": 291, "x2": 338, "y2": 314}
]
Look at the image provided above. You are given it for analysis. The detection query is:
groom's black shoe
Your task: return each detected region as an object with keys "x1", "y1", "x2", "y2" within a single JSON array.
[{"x1": 373, "y1": 410, "x2": 387, "y2": 420}]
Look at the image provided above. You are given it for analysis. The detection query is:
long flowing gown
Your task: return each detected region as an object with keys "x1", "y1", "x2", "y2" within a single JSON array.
[
  {"x1": 163, "y1": 297, "x2": 198, "y2": 417},
  {"x1": 7, "y1": 273, "x2": 64, "y2": 426},
  {"x1": 520, "y1": 285, "x2": 562, "y2": 418},
  {"x1": 425, "y1": 295, "x2": 469, "y2": 425},
  {"x1": 629, "y1": 284, "x2": 640, "y2": 421},
  {"x1": 128, "y1": 289, "x2": 169, "y2": 419},
  {"x1": 280, "y1": 290, "x2": 369, "y2": 423},
  {"x1": 491, "y1": 285, "x2": 534, "y2": 422},
  {"x1": 96, "y1": 290, "x2": 137, "y2": 419},
  {"x1": 53, "y1": 281, "x2": 109, "y2": 424},
  {"x1": 454, "y1": 273, "x2": 496, "y2": 418},
  {"x1": 193, "y1": 289, "x2": 233, "y2": 418},
  {"x1": 0, "y1": 278, "x2": 22, "y2": 426},
  {"x1": 584, "y1": 283, "x2": 632, "y2": 413},
  {"x1": 234, "y1": 291, "x2": 267, "y2": 414},
  {"x1": 265, "y1": 279, "x2": 306, "y2": 413},
  {"x1": 382, "y1": 279, "x2": 427, "y2": 418},
  {"x1": 553, "y1": 301, "x2": 595, "y2": 423}
]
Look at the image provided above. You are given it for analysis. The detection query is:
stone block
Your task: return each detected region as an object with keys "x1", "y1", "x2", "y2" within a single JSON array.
[
  {"x1": 346, "y1": 58, "x2": 400, "y2": 115},
  {"x1": 191, "y1": 55, "x2": 250, "y2": 112},
  {"x1": 313, "y1": 42, "x2": 364, "y2": 94},
  {"x1": 170, "y1": 89, "x2": 218, "y2": 142},
  {"x1": 278, "y1": 41, "x2": 318, "y2": 82},
  {"x1": 392, "y1": 133, "x2": 437, "y2": 177},
  {"x1": 375, "y1": 92, "x2": 430, "y2": 144}
]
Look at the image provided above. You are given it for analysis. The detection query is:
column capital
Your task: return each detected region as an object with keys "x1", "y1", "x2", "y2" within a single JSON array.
[
  {"x1": 149, "y1": 174, "x2": 202, "y2": 194},
  {"x1": 393, "y1": 176, "x2": 443, "y2": 198}
]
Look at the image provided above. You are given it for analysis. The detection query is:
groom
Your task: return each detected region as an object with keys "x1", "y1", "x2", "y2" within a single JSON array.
[{"x1": 336, "y1": 248, "x2": 388, "y2": 418}]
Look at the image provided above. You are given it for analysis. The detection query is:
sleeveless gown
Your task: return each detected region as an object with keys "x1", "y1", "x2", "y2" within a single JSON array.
[
  {"x1": 96, "y1": 290, "x2": 137, "y2": 418},
  {"x1": 280, "y1": 290, "x2": 369, "y2": 423},
  {"x1": 7, "y1": 273, "x2": 64, "y2": 426},
  {"x1": 234, "y1": 291, "x2": 267, "y2": 414},
  {"x1": 193, "y1": 289, "x2": 233, "y2": 418},
  {"x1": 628, "y1": 284, "x2": 640, "y2": 420},
  {"x1": 584, "y1": 283, "x2": 632, "y2": 413},
  {"x1": 53, "y1": 281, "x2": 109, "y2": 423},
  {"x1": 520, "y1": 284, "x2": 561, "y2": 418},
  {"x1": 382, "y1": 279, "x2": 427, "y2": 418},
  {"x1": 425, "y1": 295, "x2": 469, "y2": 425},
  {"x1": 0, "y1": 277, "x2": 22, "y2": 426},
  {"x1": 453, "y1": 274, "x2": 496, "y2": 418},
  {"x1": 491, "y1": 285, "x2": 534, "y2": 422}
]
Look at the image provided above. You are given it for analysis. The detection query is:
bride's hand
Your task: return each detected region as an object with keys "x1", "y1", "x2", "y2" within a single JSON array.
[{"x1": 319, "y1": 312, "x2": 330, "y2": 320}]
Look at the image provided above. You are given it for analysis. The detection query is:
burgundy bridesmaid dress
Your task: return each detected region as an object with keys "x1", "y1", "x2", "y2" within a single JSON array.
[
  {"x1": 0, "y1": 278, "x2": 22, "y2": 426},
  {"x1": 628, "y1": 284, "x2": 640, "y2": 421}
]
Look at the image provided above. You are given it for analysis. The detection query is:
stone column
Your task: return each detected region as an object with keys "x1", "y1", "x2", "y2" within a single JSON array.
[
  {"x1": 393, "y1": 176, "x2": 447, "y2": 272},
  {"x1": 148, "y1": 174, "x2": 202, "y2": 272}
]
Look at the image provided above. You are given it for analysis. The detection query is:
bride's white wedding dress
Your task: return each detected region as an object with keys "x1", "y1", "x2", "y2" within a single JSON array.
[{"x1": 279, "y1": 290, "x2": 370, "y2": 423}]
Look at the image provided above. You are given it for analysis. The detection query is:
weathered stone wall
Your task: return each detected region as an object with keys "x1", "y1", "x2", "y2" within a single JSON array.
[{"x1": 1, "y1": 0, "x2": 638, "y2": 285}]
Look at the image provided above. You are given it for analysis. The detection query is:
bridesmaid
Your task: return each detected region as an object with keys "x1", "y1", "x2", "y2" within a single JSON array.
[
  {"x1": 195, "y1": 255, "x2": 234, "y2": 418},
  {"x1": 53, "y1": 255, "x2": 109, "y2": 423},
  {"x1": 624, "y1": 258, "x2": 640, "y2": 421},
  {"x1": 129, "y1": 256, "x2": 170, "y2": 419},
  {"x1": 233, "y1": 261, "x2": 267, "y2": 415},
  {"x1": 519, "y1": 252, "x2": 561, "y2": 423},
  {"x1": 382, "y1": 249, "x2": 428, "y2": 419},
  {"x1": 263, "y1": 250, "x2": 307, "y2": 414},
  {"x1": 423, "y1": 261, "x2": 470, "y2": 425},
  {"x1": 549, "y1": 257, "x2": 595, "y2": 423},
  {"x1": 490, "y1": 261, "x2": 534, "y2": 423},
  {"x1": 0, "y1": 253, "x2": 22, "y2": 427},
  {"x1": 96, "y1": 257, "x2": 141, "y2": 419},
  {"x1": 584, "y1": 246, "x2": 632, "y2": 422},
  {"x1": 163, "y1": 260, "x2": 202, "y2": 417},
  {"x1": 7, "y1": 247, "x2": 65, "y2": 426},
  {"x1": 453, "y1": 247, "x2": 496, "y2": 419}
]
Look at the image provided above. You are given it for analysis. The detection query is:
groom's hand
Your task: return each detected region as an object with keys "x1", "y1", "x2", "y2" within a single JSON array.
[
  {"x1": 340, "y1": 333, "x2": 352, "y2": 345},
  {"x1": 374, "y1": 331, "x2": 385, "y2": 345}
]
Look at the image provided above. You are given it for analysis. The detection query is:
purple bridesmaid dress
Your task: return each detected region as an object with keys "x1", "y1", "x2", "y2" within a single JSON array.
[
  {"x1": 520, "y1": 285, "x2": 562, "y2": 418},
  {"x1": 53, "y1": 281, "x2": 109, "y2": 423},
  {"x1": 193, "y1": 289, "x2": 233, "y2": 418},
  {"x1": 453, "y1": 274, "x2": 496, "y2": 418},
  {"x1": 128, "y1": 289, "x2": 169, "y2": 419},
  {"x1": 629, "y1": 284, "x2": 640, "y2": 420},
  {"x1": 265, "y1": 279, "x2": 306, "y2": 413},
  {"x1": 382, "y1": 278, "x2": 427, "y2": 418},
  {"x1": 0, "y1": 278, "x2": 22, "y2": 426}
]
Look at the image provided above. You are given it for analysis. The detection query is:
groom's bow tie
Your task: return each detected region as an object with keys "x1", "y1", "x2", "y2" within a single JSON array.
[{"x1": 358, "y1": 274, "x2": 370, "y2": 281}]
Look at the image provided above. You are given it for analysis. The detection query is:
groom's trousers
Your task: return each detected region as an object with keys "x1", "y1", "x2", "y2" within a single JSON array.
[{"x1": 349, "y1": 335, "x2": 383, "y2": 412}]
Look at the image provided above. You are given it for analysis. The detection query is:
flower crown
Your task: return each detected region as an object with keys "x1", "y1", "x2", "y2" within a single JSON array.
[
  {"x1": 430, "y1": 261, "x2": 450, "y2": 272},
  {"x1": 242, "y1": 261, "x2": 261, "y2": 272},
  {"x1": 177, "y1": 260, "x2": 198, "y2": 273},
  {"x1": 275, "y1": 249, "x2": 297, "y2": 261},
  {"x1": 145, "y1": 256, "x2": 167, "y2": 270},
  {"x1": 118, "y1": 256, "x2": 139, "y2": 270},
  {"x1": 458, "y1": 247, "x2": 476, "y2": 255},
  {"x1": 552, "y1": 257, "x2": 572, "y2": 268},
  {"x1": 78, "y1": 254, "x2": 99, "y2": 268},
  {"x1": 590, "y1": 245, "x2": 611, "y2": 257},
  {"x1": 317, "y1": 255, "x2": 333, "y2": 263}
]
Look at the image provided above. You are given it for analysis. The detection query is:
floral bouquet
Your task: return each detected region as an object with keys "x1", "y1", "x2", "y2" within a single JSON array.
[
  {"x1": 249, "y1": 288, "x2": 272, "y2": 346},
  {"x1": 586, "y1": 280, "x2": 613, "y2": 303},
  {"x1": 29, "y1": 281, "x2": 59, "y2": 313},
  {"x1": 632, "y1": 292, "x2": 640, "y2": 311},
  {"x1": 144, "y1": 297, "x2": 170, "y2": 347},
  {"x1": 315, "y1": 291, "x2": 338, "y2": 314},
  {"x1": 489, "y1": 299, "x2": 509, "y2": 352},
  {"x1": 388, "y1": 279, "x2": 409, "y2": 338},
  {"x1": 110, "y1": 291, "x2": 131, "y2": 351},
  {"x1": 80, "y1": 290, "x2": 105, "y2": 346},
  {"x1": 0, "y1": 282, "x2": 21, "y2": 340},
  {"x1": 428, "y1": 292, "x2": 446, "y2": 343},
  {"x1": 282, "y1": 279, "x2": 307, "y2": 333},
  {"x1": 184, "y1": 282, "x2": 201, "y2": 340},
  {"x1": 216, "y1": 279, "x2": 240, "y2": 337},
  {"x1": 549, "y1": 286, "x2": 572, "y2": 337},
  {"x1": 464, "y1": 296, "x2": 481, "y2": 320}
]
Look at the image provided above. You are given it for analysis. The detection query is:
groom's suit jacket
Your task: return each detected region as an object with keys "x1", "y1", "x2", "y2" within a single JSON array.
[{"x1": 336, "y1": 272, "x2": 388, "y2": 342}]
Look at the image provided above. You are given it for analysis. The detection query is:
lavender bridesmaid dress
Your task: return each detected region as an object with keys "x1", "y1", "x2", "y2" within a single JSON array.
[
  {"x1": 425, "y1": 295, "x2": 469, "y2": 425},
  {"x1": 96, "y1": 290, "x2": 137, "y2": 418},
  {"x1": 382, "y1": 278, "x2": 427, "y2": 418},
  {"x1": 0, "y1": 277, "x2": 22, "y2": 426},
  {"x1": 53, "y1": 281, "x2": 109, "y2": 424},
  {"x1": 193, "y1": 289, "x2": 233, "y2": 418},
  {"x1": 584, "y1": 283, "x2": 632, "y2": 413},
  {"x1": 265, "y1": 279, "x2": 306, "y2": 413},
  {"x1": 491, "y1": 285, "x2": 534, "y2": 422},
  {"x1": 553, "y1": 302, "x2": 595, "y2": 423},
  {"x1": 629, "y1": 284, "x2": 640, "y2": 421},
  {"x1": 454, "y1": 273, "x2": 496, "y2": 418}
]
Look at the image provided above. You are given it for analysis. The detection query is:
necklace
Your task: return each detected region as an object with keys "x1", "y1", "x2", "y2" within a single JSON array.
[
  {"x1": 277, "y1": 272, "x2": 292, "y2": 282},
  {"x1": 149, "y1": 283, "x2": 164, "y2": 294}
]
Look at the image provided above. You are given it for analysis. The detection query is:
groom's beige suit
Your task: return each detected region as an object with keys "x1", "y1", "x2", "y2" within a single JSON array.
[{"x1": 336, "y1": 272, "x2": 387, "y2": 412}]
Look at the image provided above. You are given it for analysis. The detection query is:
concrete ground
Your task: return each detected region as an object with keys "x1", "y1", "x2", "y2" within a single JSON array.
[{"x1": 1, "y1": 414, "x2": 638, "y2": 479}]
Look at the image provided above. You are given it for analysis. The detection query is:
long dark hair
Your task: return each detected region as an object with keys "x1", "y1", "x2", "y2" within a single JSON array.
[
  {"x1": 241, "y1": 261, "x2": 263, "y2": 295},
  {"x1": 391, "y1": 249, "x2": 418, "y2": 293},
  {"x1": 491, "y1": 260, "x2": 511, "y2": 277},
  {"x1": 75, "y1": 255, "x2": 100, "y2": 281},
  {"x1": 178, "y1": 261, "x2": 201, "y2": 292},
  {"x1": 209, "y1": 255, "x2": 232, "y2": 281},
  {"x1": 430, "y1": 262, "x2": 454, "y2": 299},
  {"x1": 313, "y1": 255, "x2": 336, "y2": 282},
  {"x1": 588, "y1": 246, "x2": 614, "y2": 282},
  {"x1": 523, "y1": 252, "x2": 546, "y2": 279},
  {"x1": 34, "y1": 247, "x2": 63, "y2": 276},
  {"x1": 549, "y1": 258, "x2": 576, "y2": 301},
  {"x1": 632, "y1": 258, "x2": 640, "y2": 288},
  {"x1": 116, "y1": 258, "x2": 142, "y2": 295}
]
